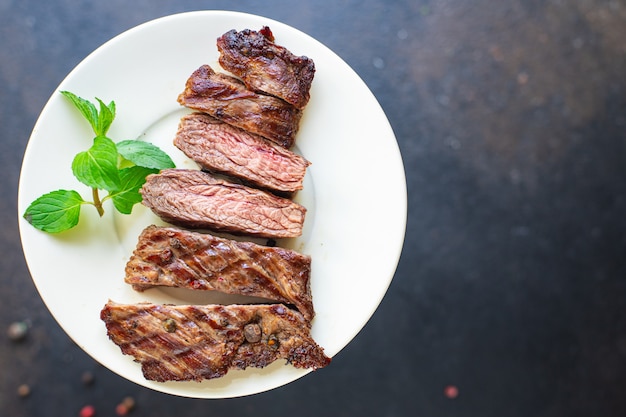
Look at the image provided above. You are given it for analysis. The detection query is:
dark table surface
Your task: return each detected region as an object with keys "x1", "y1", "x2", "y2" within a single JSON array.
[{"x1": 2, "y1": 1, "x2": 625, "y2": 416}]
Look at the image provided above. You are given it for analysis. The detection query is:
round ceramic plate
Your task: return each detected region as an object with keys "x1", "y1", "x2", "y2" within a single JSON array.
[{"x1": 18, "y1": 11, "x2": 406, "y2": 398}]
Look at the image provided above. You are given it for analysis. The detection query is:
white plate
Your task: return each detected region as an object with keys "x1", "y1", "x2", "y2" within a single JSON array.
[{"x1": 18, "y1": 11, "x2": 406, "y2": 398}]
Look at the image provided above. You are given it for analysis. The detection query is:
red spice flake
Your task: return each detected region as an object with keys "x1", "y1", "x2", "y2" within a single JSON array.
[
  {"x1": 115, "y1": 404, "x2": 129, "y2": 416},
  {"x1": 116, "y1": 396, "x2": 136, "y2": 415},
  {"x1": 122, "y1": 396, "x2": 135, "y2": 410},
  {"x1": 444, "y1": 385, "x2": 459, "y2": 399},
  {"x1": 79, "y1": 405, "x2": 96, "y2": 417},
  {"x1": 17, "y1": 384, "x2": 31, "y2": 397}
]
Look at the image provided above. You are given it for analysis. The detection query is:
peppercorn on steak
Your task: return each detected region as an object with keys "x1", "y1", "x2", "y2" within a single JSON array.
[
  {"x1": 125, "y1": 225, "x2": 315, "y2": 321},
  {"x1": 100, "y1": 301, "x2": 330, "y2": 382}
]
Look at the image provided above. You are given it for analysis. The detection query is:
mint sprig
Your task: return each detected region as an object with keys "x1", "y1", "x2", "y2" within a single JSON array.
[
  {"x1": 23, "y1": 91, "x2": 175, "y2": 233},
  {"x1": 60, "y1": 91, "x2": 116, "y2": 136}
]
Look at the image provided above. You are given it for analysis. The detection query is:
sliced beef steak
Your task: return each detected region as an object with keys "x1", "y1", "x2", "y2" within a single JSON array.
[
  {"x1": 174, "y1": 113, "x2": 310, "y2": 194},
  {"x1": 217, "y1": 26, "x2": 315, "y2": 109},
  {"x1": 125, "y1": 225, "x2": 314, "y2": 321},
  {"x1": 177, "y1": 64, "x2": 301, "y2": 148},
  {"x1": 140, "y1": 169, "x2": 306, "y2": 238},
  {"x1": 101, "y1": 301, "x2": 330, "y2": 382}
]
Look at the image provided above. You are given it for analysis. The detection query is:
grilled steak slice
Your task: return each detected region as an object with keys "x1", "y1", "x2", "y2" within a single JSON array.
[
  {"x1": 125, "y1": 225, "x2": 314, "y2": 321},
  {"x1": 177, "y1": 64, "x2": 302, "y2": 148},
  {"x1": 140, "y1": 169, "x2": 306, "y2": 238},
  {"x1": 174, "y1": 113, "x2": 310, "y2": 194},
  {"x1": 217, "y1": 26, "x2": 315, "y2": 109},
  {"x1": 101, "y1": 301, "x2": 331, "y2": 382}
]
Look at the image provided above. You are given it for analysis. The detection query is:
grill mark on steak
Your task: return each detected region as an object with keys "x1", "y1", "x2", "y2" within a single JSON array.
[
  {"x1": 101, "y1": 301, "x2": 331, "y2": 382},
  {"x1": 177, "y1": 64, "x2": 302, "y2": 148},
  {"x1": 217, "y1": 26, "x2": 315, "y2": 109},
  {"x1": 174, "y1": 113, "x2": 310, "y2": 194},
  {"x1": 140, "y1": 169, "x2": 306, "y2": 238},
  {"x1": 125, "y1": 225, "x2": 314, "y2": 321}
]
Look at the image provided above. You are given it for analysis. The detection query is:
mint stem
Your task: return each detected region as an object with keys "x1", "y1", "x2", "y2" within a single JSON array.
[{"x1": 92, "y1": 188, "x2": 104, "y2": 217}]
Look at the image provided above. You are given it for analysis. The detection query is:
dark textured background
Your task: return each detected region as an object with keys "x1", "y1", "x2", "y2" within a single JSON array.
[{"x1": 2, "y1": 1, "x2": 626, "y2": 416}]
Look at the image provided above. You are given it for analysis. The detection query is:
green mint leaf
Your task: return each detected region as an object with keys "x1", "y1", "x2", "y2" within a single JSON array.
[
  {"x1": 95, "y1": 98, "x2": 116, "y2": 136},
  {"x1": 108, "y1": 166, "x2": 158, "y2": 214},
  {"x1": 60, "y1": 91, "x2": 116, "y2": 136},
  {"x1": 72, "y1": 136, "x2": 121, "y2": 191},
  {"x1": 23, "y1": 189, "x2": 85, "y2": 233},
  {"x1": 60, "y1": 91, "x2": 99, "y2": 134},
  {"x1": 116, "y1": 140, "x2": 176, "y2": 170}
]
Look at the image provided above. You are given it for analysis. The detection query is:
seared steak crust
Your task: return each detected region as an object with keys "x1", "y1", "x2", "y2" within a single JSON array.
[
  {"x1": 217, "y1": 26, "x2": 315, "y2": 109},
  {"x1": 177, "y1": 64, "x2": 301, "y2": 148},
  {"x1": 125, "y1": 225, "x2": 314, "y2": 321},
  {"x1": 174, "y1": 113, "x2": 310, "y2": 194},
  {"x1": 140, "y1": 169, "x2": 306, "y2": 238},
  {"x1": 101, "y1": 301, "x2": 330, "y2": 382}
]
